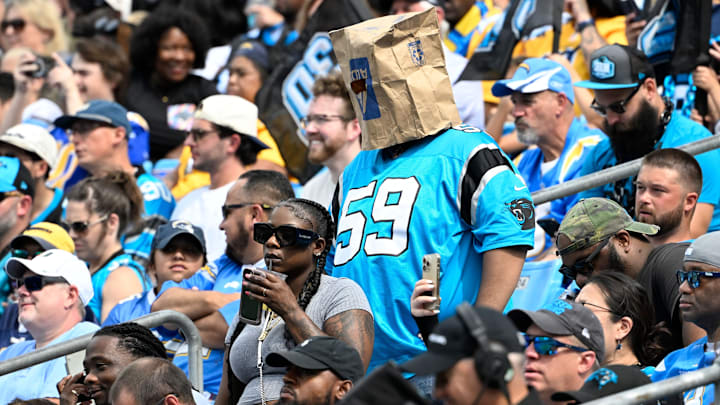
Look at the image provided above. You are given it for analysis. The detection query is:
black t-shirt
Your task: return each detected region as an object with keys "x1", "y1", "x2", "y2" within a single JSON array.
[
  {"x1": 638, "y1": 242, "x2": 690, "y2": 351},
  {"x1": 124, "y1": 74, "x2": 218, "y2": 161}
]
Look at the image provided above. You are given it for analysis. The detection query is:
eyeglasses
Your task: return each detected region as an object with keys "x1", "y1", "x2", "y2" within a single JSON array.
[
  {"x1": 253, "y1": 223, "x2": 319, "y2": 247},
  {"x1": 11, "y1": 248, "x2": 44, "y2": 259},
  {"x1": 63, "y1": 215, "x2": 108, "y2": 234},
  {"x1": 300, "y1": 114, "x2": 351, "y2": 129},
  {"x1": 68, "y1": 120, "x2": 115, "y2": 135},
  {"x1": 12, "y1": 275, "x2": 67, "y2": 292},
  {"x1": 0, "y1": 191, "x2": 23, "y2": 202},
  {"x1": 590, "y1": 83, "x2": 642, "y2": 116},
  {"x1": 1, "y1": 18, "x2": 26, "y2": 32},
  {"x1": 221, "y1": 203, "x2": 273, "y2": 219},
  {"x1": 187, "y1": 128, "x2": 221, "y2": 142},
  {"x1": 559, "y1": 238, "x2": 609, "y2": 280},
  {"x1": 578, "y1": 301, "x2": 617, "y2": 315},
  {"x1": 676, "y1": 270, "x2": 720, "y2": 289},
  {"x1": 523, "y1": 335, "x2": 589, "y2": 356}
]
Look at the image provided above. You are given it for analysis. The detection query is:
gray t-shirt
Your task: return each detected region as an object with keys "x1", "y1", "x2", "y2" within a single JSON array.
[{"x1": 225, "y1": 275, "x2": 372, "y2": 405}]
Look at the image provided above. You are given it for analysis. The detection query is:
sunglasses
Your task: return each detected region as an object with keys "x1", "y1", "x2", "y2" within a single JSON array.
[
  {"x1": 590, "y1": 82, "x2": 642, "y2": 116},
  {"x1": 524, "y1": 335, "x2": 588, "y2": 356},
  {"x1": 1, "y1": 18, "x2": 25, "y2": 32},
  {"x1": 63, "y1": 215, "x2": 108, "y2": 234},
  {"x1": 11, "y1": 248, "x2": 44, "y2": 259},
  {"x1": 559, "y1": 238, "x2": 609, "y2": 280},
  {"x1": 187, "y1": 128, "x2": 221, "y2": 142},
  {"x1": 221, "y1": 203, "x2": 273, "y2": 219},
  {"x1": 12, "y1": 275, "x2": 67, "y2": 292},
  {"x1": 253, "y1": 223, "x2": 319, "y2": 248},
  {"x1": 676, "y1": 270, "x2": 720, "y2": 289}
]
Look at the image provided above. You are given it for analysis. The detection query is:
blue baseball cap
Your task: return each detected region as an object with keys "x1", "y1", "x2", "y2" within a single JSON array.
[
  {"x1": 151, "y1": 220, "x2": 207, "y2": 256},
  {"x1": 54, "y1": 100, "x2": 132, "y2": 136},
  {"x1": 492, "y1": 58, "x2": 575, "y2": 104},
  {"x1": 574, "y1": 44, "x2": 654, "y2": 90},
  {"x1": 0, "y1": 156, "x2": 34, "y2": 197},
  {"x1": 232, "y1": 40, "x2": 269, "y2": 72}
]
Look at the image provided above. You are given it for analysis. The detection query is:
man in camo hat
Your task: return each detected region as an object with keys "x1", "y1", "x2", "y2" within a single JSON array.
[{"x1": 557, "y1": 197, "x2": 703, "y2": 348}]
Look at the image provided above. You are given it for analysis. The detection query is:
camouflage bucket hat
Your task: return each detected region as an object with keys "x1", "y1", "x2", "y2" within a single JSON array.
[{"x1": 557, "y1": 198, "x2": 659, "y2": 256}]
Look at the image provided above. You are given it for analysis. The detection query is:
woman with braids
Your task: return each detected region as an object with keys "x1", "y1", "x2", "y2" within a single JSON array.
[
  {"x1": 65, "y1": 171, "x2": 150, "y2": 322},
  {"x1": 575, "y1": 272, "x2": 673, "y2": 368},
  {"x1": 56, "y1": 322, "x2": 168, "y2": 405},
  {"x1": 216, "y1": 198, "x2": 374, "y2": 405}
]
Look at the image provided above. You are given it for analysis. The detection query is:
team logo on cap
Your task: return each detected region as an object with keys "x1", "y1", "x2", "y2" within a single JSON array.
[
  {"x1": 408, "y1": 39, "x2": 425, "y2": 67},
  {"x1": 171, "y1": 220, "x2": 194, "y2": 233},
  {"x1": 588, "y1": 368, "x2": 618, "y2": 390},
  {"x1": 591, "y1": 56, "x2": 615, "y2": 80},
  {"x1": 349, "y1": 58, "x2": 381, "y2": 120}
]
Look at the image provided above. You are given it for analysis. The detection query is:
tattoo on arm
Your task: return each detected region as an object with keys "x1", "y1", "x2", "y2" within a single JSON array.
[
  {"x1": 580, "y1": 26, "x2": 608, "y2": 61},
  {"x1": 323, "y1": 310, "x2": 375, "y2": 371}
]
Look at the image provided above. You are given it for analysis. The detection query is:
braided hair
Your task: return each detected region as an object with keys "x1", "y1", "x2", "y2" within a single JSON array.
[
  {"x1": 93, "y1": 322, "x2": 167, "y2": 360},
  {"x1": 274, "y1": 198, "x2": 334, "y2": 345}
]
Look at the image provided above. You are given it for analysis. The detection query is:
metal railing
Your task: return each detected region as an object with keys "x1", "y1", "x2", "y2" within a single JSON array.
[
  {"x1": 0, "y1": 310, "x2": 204, "y2": 391},
  {"x1": 585, "y1": 357, "x2": 720, "y2": 405},
  {"x1": 531, "y1": 134, "x2": 720, "y2": 205}
]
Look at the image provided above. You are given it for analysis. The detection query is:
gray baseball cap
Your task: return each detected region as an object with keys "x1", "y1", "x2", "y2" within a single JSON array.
[
  {"x1": 574, "y1": 44, "x2": 654, "y2": 90},
  {"x1": 683, "y1": 231, "x2": 720, "y2": 267},
  {"x1": 508, "y1": 299, "x2": 605, "y2": 363}
]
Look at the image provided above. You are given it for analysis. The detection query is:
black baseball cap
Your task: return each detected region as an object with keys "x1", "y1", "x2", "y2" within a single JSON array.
[
  {"x1": 266, "y1": 336, "x2": 364, "y2": 382},
  {"x1": 400, "y1": 305, "x2": 525, "y2": 376},
  {"x1": 0, "y1": 156, "x2": 34, "y2": 198},
  {"x1": 551, "y1": 365, "x2": 651, "y2": 403},
  {"x1": 508, "y1": 299, "x2": 605, "y2": 363},
  {"x1": 574, "y1": 44, "x2": 654, "y2": 90},
  {"x1": 151, "y1": 220, "x2": 207, "y2": 255}
]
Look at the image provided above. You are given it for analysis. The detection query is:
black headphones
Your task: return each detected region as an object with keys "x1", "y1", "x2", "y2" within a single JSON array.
[{"x1": 455, "y1": 303, "x2": 514, "y2": 393}]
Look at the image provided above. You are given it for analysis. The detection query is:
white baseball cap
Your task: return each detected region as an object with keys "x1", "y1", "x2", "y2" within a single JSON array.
[
  {"x1": 0, "y1": 123, "x2": 58, "y2": 169},
  {"x1": 193, "y1": 95, "x2": 268, "y2": 149},
  {"x1": 5, "y1": 249, "x2": 94, "y2": 305}
]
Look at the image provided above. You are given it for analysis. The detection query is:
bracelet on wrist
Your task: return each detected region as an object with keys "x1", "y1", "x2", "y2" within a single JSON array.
[{"x1": 576, "y1": 18, "x2": 595, "y2": 33}]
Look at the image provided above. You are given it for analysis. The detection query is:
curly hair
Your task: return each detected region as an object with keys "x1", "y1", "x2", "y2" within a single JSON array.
[
  {"x1": 93, "y1": 322, "x2": 167, "y2": 360},
  {"x1": 129, "y1": 6, "x2": 210, "y2": 75}
]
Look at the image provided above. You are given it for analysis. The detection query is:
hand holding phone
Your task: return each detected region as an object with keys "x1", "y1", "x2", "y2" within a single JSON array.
[
  {"x1": 421, "y1": 253, "x2": 441, "y2": 311},
  {"x1": 239, "y1": 268, "x2": 266, "y2": 325}
]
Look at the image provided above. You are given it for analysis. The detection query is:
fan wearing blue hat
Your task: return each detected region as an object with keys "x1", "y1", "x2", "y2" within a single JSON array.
[
  {"x1": 574, "y1": 44, "x2": 720, "y2": 237},
  {"x1": 491, "y1": 58, "x2": 606, "y2": 260}
]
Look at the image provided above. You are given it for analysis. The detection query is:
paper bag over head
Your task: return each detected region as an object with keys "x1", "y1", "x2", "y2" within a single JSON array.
[{"x1": 329, "y1": 8, "x2": 461, "y2": 151}]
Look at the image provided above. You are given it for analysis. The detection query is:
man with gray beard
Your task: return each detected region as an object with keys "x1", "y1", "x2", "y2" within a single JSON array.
[{"x1": 491, "y1": 58, "x2": 606, "y2": 260}]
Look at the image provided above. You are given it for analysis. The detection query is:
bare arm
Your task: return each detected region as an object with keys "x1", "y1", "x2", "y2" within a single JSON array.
[
  {"x1": 476, "y1": 246, "x2": 527, "y2": 311},
  {"x1": 151, "y1": 287, "x2": 240, "y2": 321},
  {"x1": 689, "y1": 203, "x2": 713, "y2": 238},
  {"x1": 101, "y1": 266, "x2": 144, "y2": 322},
  {"x1": 46, "y1": 53, "x2": 84, "y2": 114},
  {"x1": 322, "y1": 309, "x2": 374, "y2": 371},
  {"x1": 0, "y1": 53, "x2": 44, "y2": 133},
  {"x1": 194, "y1": 312, "x2": 231, "y2": 349},
  {"x1": 566, "y1": 0, "x2": 609, "y2": 63}
]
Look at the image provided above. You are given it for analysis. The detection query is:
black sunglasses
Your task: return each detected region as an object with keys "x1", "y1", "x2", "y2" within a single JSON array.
[
  {"x1": 221, "y1": 203, "x2": 273, "y2": 219},
  {"x1": 12, "y1": 275, "x2": 67, "y2": 292},
  {"x1": 590, "y1": 82, "x2": 643, "y2": 116},
  {"x1": 559, "y1": 238, "x2": 609, "y2": 280},
  {"x1": 1, "y1": 18, "x2": 25, "y2": 32},
  {"x1": 253, "y1": 223, "x2": 319, "y2": 248},
  {"x1": 63, "y1": 215, "x2": 108, "y2": 234}
]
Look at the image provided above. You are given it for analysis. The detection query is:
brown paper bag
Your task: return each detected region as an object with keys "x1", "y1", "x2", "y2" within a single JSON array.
[{"x1": 329, "y1": 8, "x2": 461, "y2": 150}]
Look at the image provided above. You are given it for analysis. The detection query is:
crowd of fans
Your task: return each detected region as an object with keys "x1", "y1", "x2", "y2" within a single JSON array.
[{"x1": 0, "y1": 0, "x2": 719, "y2": 404}]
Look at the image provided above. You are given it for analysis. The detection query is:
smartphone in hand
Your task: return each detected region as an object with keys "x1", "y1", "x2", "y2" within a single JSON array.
[
  {"x1": 239, "y1": 268, "x2": 266, "y2": 325},
  {"x1": 421, "y1": 253, "x2": 441, "y2": 311}
]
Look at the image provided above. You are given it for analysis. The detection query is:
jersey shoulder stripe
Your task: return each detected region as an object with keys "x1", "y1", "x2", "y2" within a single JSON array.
[{"x1": 458, "y1": 143, "x2": 515, "y2": 225}]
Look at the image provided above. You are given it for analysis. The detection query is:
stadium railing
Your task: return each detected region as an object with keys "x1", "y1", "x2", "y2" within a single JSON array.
[
  {"x1": 531, "y1": 134, "x2": 720, "y2": 205},
  {"x1": 0, "y1": 310, "x2": 204, "y2": 391},
  {"x1": 584, "y1": 357, "x2": 720, "y2": 405}
]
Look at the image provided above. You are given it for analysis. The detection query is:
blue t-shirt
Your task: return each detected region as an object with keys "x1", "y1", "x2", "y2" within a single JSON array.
[
  {"x1": 514, "y1": 119, "x2": 605, "y2": 258},
  {"x1": 156, "y1": 256, "x2": 263, "y2": 395},
  {"x1": 652, "y1": 336, "x2": 715, "y2": 404},
  {"x1": 0, "y1": 321, "x2": 99, "y2": 404},
  {"x1": 89, "y1": 252, "x2": 150, "y2": 320},
  {"x1": 579, "y1": 112, "x2": 720, "y2": 231},
  {"x1": 326, "y1": 125, "x2": 535, "y2": 371},
  {"x1": 504, "y1": 259, "x2": 566, "y2": 313}
]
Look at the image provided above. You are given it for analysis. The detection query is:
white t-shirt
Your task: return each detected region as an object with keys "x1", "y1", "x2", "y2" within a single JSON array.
[
  {"x1": 171, "y1": 181, "x2": 234, "y2": 262},
  {"x1": 300, "y1": 168, "x2": 335, "y2": 209}
]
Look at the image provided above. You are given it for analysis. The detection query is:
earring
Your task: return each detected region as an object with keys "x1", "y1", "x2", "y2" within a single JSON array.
[
  {"x1": 615, "y1": 340, "x2": 622, "y2": 351},
  {"x1": 314, "y1": 252, "x2": 321, "y2": 257}
]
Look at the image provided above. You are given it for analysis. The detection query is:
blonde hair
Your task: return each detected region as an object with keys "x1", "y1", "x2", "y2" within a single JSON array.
[{"x1": 6, "y1": 0, "x2": 69, "y2": 55}]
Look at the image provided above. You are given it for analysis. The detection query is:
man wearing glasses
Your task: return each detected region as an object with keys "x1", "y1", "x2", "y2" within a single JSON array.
[
  {"x1": 574, "y1": 44, "x2": 720, "y2": 237},
  {"x1": 300, "y1": 71, "x2": 361, "y2": 208},
  {"x1": 0, "y1": 249, "x2": 98, "y2": 404},
  {"x1": 508, "y1": 300, "x2": 605, "y2": 405},
  {"x1": 173, "y1": 95, "x2": 270, "y2": 263},
  {"x1": 652, "y1": 231, "x2": 720, "y2": 404},
  {"x1": 557, "y1": 197, "x2": 704, "y2": 349},
  {"x1": 152, "y1": 170, "x2": 294, "y2": 398}
]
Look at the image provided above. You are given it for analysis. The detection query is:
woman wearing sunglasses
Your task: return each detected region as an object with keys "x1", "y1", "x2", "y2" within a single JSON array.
[
  {"x1": 575, "y1": 272, "x2": 671, "y2": 368},
  {"x1": 217, "y1": 198, "x2": 373, "y2": 405},
  {"x1": 0, "y1": 0, "x2": 68, "y2": 56},
  {"x1": 65, "y1": 171, "x2": 150, "y2": 323}
]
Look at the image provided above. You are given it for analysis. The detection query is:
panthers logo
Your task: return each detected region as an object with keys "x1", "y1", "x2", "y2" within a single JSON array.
[{"x1": 506, "y1": 198, "x2": 535, "y2": 230}]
